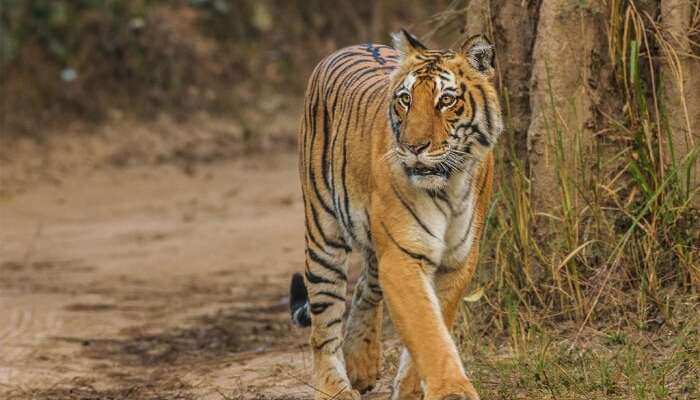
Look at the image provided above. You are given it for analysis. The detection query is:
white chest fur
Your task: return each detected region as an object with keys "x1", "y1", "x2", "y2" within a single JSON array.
[
  {"x1": 441, "y1": 188, "x2": 477, "y2": 269},
  {"x1": 408, "y1": 166, "x2": 479, "y2": 270},
  {"x1": 347, "y1": 162, "x2": 481, "y2": 270}
]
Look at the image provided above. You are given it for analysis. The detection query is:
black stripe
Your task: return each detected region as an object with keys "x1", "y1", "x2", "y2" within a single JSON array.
[
  {"x1": 380, "y1": 221, "x2": 437, "y2": 268},
  {"x1": 367, "y1": 267, "x2": 379, "y2": 279},
  {"x1": 336, "y1": 78, "x2": 374, "y2": 233},
  {"x1": 323, "y1": 53, "x2": 369, "y2": 87},
  {"x1": 308, "y1": 154, "x2": 336, "y2": 216},
  {"x1": 361, "y1": 293, "x2": 382, "y2": 305},
  {"x1": 316, "y1": 290, "x2": 346, "y2": 302},
  {"x1": 467, "y1": 91, "x2": 477, "y2": 127},
  {"x1": 332, "y1": 66, "x2": 391, "y2": 118},
  {"x1": 310, "y1": 302, "x2": 334, "y2": 315},
  {"x1": 476, "y1": 84, "x2": 493, "y2": 133},
  {"x1": 368, "y1": 283, "x2": 383, "y2": 295},
  {"x1": 327, "y1": 65, "x2": 377, "y2": 230},
  {"x1": 323, "y1": 50, "x2": 362, "y2": 72},
  {"x1": 365, "y1": 252, "x2": 379, "y2": 279},
  {"x1": 325, "y1": 59, "x2": 375, "y2": 109},
  {"x1": 339, "y1": 75, "x2": 386, "y2": 235},
  {"x1": 325, "y1": 318, "x2": 343, "y2": 328},
  {"x1": 446, "y1": 211, "x2": 475, "y2": 253},
  {"x1": 307, "y1": 248, "x2": 348, "y2": 281},
  {"x1": 332, "y1": 71, "x2": 387, "y2": 239},
  {"x1": 391, "y1": 182, "x2": 439, "y2": 240},
  {"x1": 362, "y1": 86, "x2": 386, "y2": 138},
  {"x1": 304, "y1": 225, "x2": 335, "y2": 259},
  {"x1": 473, "y1": 126, "x2": 491, "y2": 146},
  {"x1": 309, "y1": 204, "x2": 351, "y2": 251},
  {"x1": 430, "y1": 195, "x2": 450, "y2": 218},
  {"x1": 357, "y1": 295, "x2": 381, "y2": 309},
  {"x1": 315, "y1": 337, "x2": 338, "y2": 350},
  {"x1": 433, "y1": 189, "x2": 454, "y2": 213},
  {"x1": 320, "y1": 104, "x2": 332, "y2": 190},
  {"x1": 353, "y1": 75, "x2": 385, "y2": 134},
  {"x1": 303, "y1": 67, "x2": 321, "y2": 167},
  {"x1": 305, "y1": 267, "x2": 335, "y2": 285}
]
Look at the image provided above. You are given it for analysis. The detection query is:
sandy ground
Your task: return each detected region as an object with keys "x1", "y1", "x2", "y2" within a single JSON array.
[{"x1": 0, "y1": 152, "x2": 393, "y2": 400}]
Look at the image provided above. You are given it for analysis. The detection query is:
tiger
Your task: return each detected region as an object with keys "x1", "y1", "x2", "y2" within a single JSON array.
[{"x1": 288, "y1": 29, "x2": 502, "y2": 400}]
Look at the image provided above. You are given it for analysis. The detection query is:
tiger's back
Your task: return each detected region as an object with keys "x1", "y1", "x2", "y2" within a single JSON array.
[{"x1": 298, "y1": 44, "x2": 399, "y2": 252}]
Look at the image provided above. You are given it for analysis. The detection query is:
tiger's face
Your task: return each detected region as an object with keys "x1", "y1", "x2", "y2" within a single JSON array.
[{"x1": 388, "y1": 30, "x2": 502, "y2": 189}]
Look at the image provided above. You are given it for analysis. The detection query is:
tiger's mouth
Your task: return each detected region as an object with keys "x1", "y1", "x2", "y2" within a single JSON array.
[{"x1": 402, "y1": 162, "x2": 450, "y2": 178}]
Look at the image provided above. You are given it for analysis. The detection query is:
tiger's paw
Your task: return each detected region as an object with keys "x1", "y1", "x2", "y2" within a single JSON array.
[
  {"x1": 311, "y1": 351, "x2": 361, "y2": 400},
  {"x1": 425, "y1": 380, "x2": 479, "y2": 400},
  {"x1": 318, "y1": 388, "x2": 361, "y2": 400},
  {"x1": 313, "y1": 377, "x2": 361, "y2": 400},
  {"x1": 391, "y1": 386, "x2": 423, "y2": 400},
  {"x1": 391, "y1": 372, "x2": 423, "y2": 400},
  {"x1": 343, "y1": 335, "x2": 382, "y2": 393}
]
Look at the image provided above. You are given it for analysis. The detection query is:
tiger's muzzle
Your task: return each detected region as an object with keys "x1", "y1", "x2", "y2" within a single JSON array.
[{"x1": 397, "y1": 146, "x2": 455, "y2": 185}]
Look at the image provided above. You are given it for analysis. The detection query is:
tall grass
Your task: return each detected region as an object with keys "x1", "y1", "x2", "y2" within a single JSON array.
[
  {"x1": 454, "y1": 2, "x2": 699, "y2": 397},
  {"x1": 466, "y1": 0, "x2": 699, "y2": 341}
]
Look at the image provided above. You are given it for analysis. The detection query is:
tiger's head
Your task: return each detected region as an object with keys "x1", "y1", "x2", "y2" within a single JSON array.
[{"x1": 388, "y1": 30, "x2": 503, "y2": 189}]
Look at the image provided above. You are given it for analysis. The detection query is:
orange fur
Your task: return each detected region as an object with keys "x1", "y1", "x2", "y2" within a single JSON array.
[{"x1": 292, "y1": 31, "x2": 502, "y2": 400}]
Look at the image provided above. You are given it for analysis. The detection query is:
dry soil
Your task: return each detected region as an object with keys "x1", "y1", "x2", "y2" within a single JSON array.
[{"x1": 0, "y1": 149, "x2": 393, "y2": 400}]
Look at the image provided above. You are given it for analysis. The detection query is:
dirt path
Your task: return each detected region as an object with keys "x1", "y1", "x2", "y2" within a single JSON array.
[{"x1": 0, "y1": 153, "x2": 393, "y2": 399}]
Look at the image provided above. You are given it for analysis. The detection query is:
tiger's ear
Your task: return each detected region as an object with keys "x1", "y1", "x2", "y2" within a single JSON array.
[
  {"x1": 392, "y1": 29, "x2": 426, "y2": 59},
  {"x1": 461, "y1": 34, "x2": 495, "y2": 77}
]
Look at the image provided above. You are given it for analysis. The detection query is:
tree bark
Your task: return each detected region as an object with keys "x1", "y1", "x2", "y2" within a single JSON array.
[
  {"x1": 463, "y1": 1, "x2": 608, "y2": 212},
  {"x1": 489, "y1": 0, "x2": 540, "y2": 161},
  {"x1": 463, "y1": 1, "x2": 698, "y2": 211},
  {"x1": 660, "y1": 0, "x2": 700, "y2": 205},
  {"x1": 525, "y1": 0, "x2": 607, "y2": 213}
]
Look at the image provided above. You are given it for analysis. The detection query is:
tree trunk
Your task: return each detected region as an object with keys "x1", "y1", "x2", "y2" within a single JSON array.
[
  {"x1": 660, "y1": 0, "x2": 700, "y2": 205},
  {"x1": 524, "y1": 0, "x2": 607, "y2": 213},
  {"x1": 462, "y1": 0, "x2": 699, "y2": 212},
  {"x1": 463, "y1": 1, "x2": 607, "y2": 212},
  {"x1": 489, "y1": 0, "x2": 540, "y2": 161}
]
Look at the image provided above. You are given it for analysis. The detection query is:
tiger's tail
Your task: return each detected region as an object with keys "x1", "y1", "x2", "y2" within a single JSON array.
[{"x1": 289, "y1": 272, "x2": 311, "y2": 327}]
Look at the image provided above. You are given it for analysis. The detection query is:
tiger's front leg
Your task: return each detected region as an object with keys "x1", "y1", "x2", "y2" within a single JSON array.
[
  {"x1": 392, "y1": 260, "x2": 481, "y2": 400},
  {"x1": 378, "y1": 249, "x2": 479, "y2": 400}
]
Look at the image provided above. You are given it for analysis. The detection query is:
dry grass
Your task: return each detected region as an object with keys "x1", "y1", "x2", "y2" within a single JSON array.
[{"x1": 457, "y1": 1, "x2": 700, "y2": 398}]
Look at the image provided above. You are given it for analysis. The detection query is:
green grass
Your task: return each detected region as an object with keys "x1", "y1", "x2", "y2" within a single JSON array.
[
  {"x1": 457, "y1": 299, "x2": 700, "y2": 399},
  {"x1": 467, "y1": 314, "x2": 700, "y2": 399}
]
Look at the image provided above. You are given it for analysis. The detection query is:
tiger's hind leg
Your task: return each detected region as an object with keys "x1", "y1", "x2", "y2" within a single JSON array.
[
  {"x1": 302, "y1": 220, "x2": 359, "y2": 400},
  {"x1": 344, "y1": 253, "x2": 383, "y2": 393}
]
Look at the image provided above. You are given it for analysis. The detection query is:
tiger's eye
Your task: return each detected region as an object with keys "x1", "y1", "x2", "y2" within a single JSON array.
[
  {"x1": 399, "y1": 93, "x2": 411, "y2": 107},
  {"x1": 440, "y1": 94, "x2": 456, "y2": 107}
]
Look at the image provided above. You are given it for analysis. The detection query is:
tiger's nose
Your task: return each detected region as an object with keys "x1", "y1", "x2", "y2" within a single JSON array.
[{"x1": 402, "y1": 141, "x2": 431, "y2": 155}]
